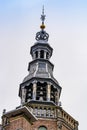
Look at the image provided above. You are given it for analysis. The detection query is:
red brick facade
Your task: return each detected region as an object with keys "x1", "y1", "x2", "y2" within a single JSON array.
[
  {"x1": 3, "y1": 115, "x2": 31, "y2": 130},
  {"x1": 32, "y1": 119, "x2": 57, "y2": 130},
  {"x1": 2, "y1": 115, "x2": 78, "y2": 130}
]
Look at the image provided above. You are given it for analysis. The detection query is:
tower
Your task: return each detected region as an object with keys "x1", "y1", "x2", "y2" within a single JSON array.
[
  {"x1": 2, "y1": 8, "x2": 79, "y2": 130},
  {"x1": 19, "y1": 6, "x2": 61, "y2": 109}
]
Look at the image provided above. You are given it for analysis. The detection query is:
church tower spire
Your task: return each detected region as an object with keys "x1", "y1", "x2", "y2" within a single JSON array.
[
  {"x1": 2, "y1": 8, "x2": 79, "y2": 130},
  {"x1": 19, "y1": 8, "x2": 61, "y2": 106}
]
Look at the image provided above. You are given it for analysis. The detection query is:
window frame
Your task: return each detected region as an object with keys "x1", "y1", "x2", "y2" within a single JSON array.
[{"x1": 38, "y1": 126, "x2": 47, "y2": 130}]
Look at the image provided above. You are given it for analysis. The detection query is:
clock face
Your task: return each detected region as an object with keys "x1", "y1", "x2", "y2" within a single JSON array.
[{"x1": 38, "y1": 126, "x2": 47, "y2": 130}]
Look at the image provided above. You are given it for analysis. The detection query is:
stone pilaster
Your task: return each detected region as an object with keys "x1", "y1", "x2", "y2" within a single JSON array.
[
  {"x1": 44, "y1": 51, "x2": 47, "y2": 59},
  {"x1": 47, "y1": 83, "x2": 51, "y2": 101},
  {"x1": 21, "y1": 87, "x2": 26, "y2": 104},
  {"x1": 33, "y1": 52, "x2": 36, "y2": 59},
  {"x1": 55, "y1": 90, "x2": 59, "y2": 105},
  {"x1": 32, "y1": 81, "x2": 37, "y2": 100},
  {"x1": 38, "y1": 50, "x2": 40, "y2": 58}
]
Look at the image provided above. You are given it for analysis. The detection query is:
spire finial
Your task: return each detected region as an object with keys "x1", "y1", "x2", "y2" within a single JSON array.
[
  {"x1": 40, "y1": 5, "x2": 46, "y2": 30},
  {"x1": 35, "y1": 6, "x2": 49, "y2": 41}
]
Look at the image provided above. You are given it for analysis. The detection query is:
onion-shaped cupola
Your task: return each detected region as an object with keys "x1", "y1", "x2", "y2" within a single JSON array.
[{"x1": 19, "y1": 7, "x2": 62, "y2": 106}]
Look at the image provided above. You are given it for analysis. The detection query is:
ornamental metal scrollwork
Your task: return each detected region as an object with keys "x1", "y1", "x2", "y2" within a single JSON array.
[{"x1": 35, "y1": 30, "x2": 49, "y2": 41}]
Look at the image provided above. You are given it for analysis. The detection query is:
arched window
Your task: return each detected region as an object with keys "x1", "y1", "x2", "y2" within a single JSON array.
[
  {"x1": 38, "y1": 126, "x2": 47, "y2": 130},
  {"x1": 35, "y1": 51, "x2": 38, "y2": 58},
  {"x1": 16, "y1": 128, "x2": 23, "y2": 130},
  {"x1": 40, "y1": 50, "x2": 44, "y2": 58}
]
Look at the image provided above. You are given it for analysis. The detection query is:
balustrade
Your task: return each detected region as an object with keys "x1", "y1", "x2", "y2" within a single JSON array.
[{"x1": 31, "y1": 106, "x2": 56, "y2": 118}]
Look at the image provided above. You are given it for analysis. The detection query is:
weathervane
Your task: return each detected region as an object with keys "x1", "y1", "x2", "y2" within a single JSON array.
[{"x1": 40, "y1": 5, "x2": 46, "y2": 30}]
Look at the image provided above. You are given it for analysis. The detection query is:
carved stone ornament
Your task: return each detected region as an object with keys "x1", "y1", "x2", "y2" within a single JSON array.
[
  {"x1": 74, "y1": 123, "x2": 78, "y2": 130},
  {"x1": 57, "y1": 121, "x2": 62, "y2": 129}
]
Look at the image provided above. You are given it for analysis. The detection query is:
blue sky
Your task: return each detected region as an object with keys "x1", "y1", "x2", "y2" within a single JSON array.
[{"x1": 0, "y1": 1, "x2": 87, "y2": 130}]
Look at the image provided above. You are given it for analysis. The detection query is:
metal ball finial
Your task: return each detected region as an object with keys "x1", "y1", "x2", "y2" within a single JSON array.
[{"x1": 40, "y1": 5, "x2": 46, "y2": 29}]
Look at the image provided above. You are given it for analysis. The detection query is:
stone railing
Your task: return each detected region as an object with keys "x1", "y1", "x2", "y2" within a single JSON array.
[
  {"x1": 29, "y1": 104, "x2": 57, "y2": 118},
  {"x1": 28, "y1": 104, "x2": 78, "y2": 129}
]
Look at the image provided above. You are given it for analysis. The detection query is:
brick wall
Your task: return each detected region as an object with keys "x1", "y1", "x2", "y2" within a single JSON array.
[
  {"x1": 32, "y1": 119, "x2": 57, "y2": 130},
  {"x1": 4, "y1": 115, "x2": 31, "y2": 130},
  {"x1": 3, "y1": 116, "x2": 72, "y2": 130}
]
